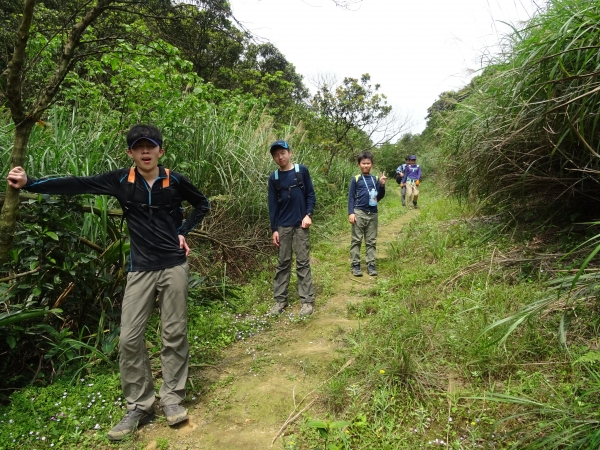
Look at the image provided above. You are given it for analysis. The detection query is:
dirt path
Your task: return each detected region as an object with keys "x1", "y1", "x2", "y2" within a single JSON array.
[{"x1": 139, "y1": 209, "x2": 416, "y2": 449}]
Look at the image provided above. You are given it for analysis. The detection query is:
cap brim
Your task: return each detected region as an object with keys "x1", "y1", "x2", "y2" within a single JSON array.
[{"x1": 128, "y1": 137, "x2": 161, "y2": 149}]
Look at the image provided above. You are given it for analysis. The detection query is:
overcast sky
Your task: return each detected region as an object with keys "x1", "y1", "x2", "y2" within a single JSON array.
[{"x1": 229, "y1": 0, "x2": 545, "y2": 135}]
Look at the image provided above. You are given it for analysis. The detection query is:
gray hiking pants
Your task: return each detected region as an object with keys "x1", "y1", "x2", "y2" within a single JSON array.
[
  {"x1": 120, "y1": 262, "x2": 189, "y2": 412},
  {"x1": 273, "y1": 226, "x2": 315, "y2": 304},
  {"x1": 350, "y1": 210, "x2": 378, "y2": 266},
  {"x1": 401, "y1": 185, "x2": 406, "y2": 206}
]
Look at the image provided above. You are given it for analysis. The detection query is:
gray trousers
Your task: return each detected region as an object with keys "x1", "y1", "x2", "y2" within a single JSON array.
[
  {"x1": 350, "y1": 210, "x2": 378, "y2": 266},
  {"x1": 401, "y1": 185, "x2": 406, "y2": 206},
  {"x1": 120, "y1": 262, "x2": 189, "y2": 412},
  {"x1": 273, "y1": 226, "x2": 315, "y2": 304}
]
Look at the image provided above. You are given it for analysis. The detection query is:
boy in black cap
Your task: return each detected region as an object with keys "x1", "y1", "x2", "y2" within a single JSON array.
[
  {"x1": 267, "y1": 140, "x2": 316, "y2": 316},
  {"x1": 7, "y1": 124, "x2": 210, "y2": 441}
]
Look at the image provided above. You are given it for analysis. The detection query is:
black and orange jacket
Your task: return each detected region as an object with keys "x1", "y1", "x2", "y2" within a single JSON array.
[{"x1": 23, "y1": 166, "x2": 210, "y2": 272}]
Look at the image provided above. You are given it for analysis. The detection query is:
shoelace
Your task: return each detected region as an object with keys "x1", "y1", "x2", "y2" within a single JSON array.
[
  {"x1": 117, "y1": 410, "x2": 135, "y2": 424},
  {"x1": 164, "y1": 405, "x2": 182, "y2": 412}
]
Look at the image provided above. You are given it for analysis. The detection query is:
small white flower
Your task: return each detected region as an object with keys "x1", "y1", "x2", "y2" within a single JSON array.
[{"x1": 94, "y1": 424, "x2": 101, "y2": 430}]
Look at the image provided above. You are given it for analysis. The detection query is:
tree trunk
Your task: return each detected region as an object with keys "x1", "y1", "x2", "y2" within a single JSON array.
[{"x1": 0, "y1": 120, "x2": 35, "y2": 265}]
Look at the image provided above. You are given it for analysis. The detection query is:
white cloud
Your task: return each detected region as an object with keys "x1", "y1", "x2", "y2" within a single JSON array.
[{"x1": 229, "y1": 0, "x2": 544, "y2": 134}]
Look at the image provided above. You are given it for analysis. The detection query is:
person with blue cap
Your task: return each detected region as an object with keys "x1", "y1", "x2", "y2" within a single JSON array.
[{"x1": 267, "y1": 140, "x2": 316, "y2": 317}]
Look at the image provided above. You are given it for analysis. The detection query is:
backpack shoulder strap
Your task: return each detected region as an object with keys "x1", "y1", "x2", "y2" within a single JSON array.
[
  {"x1": 294, "y1": 164, "x2": 304, "y2": 189},
  {"x1": 125, "y1": 167, "x2": 136, "y2": 209},
  {"x1": 274, "y1": 169, "x2": 281, "y2": 192},
  {"x1": 162, "y1": 168, "x2": 172, "y2": 207},
  {"x1": 355, "y1": 174, "x2": 360, "y2": 182}
]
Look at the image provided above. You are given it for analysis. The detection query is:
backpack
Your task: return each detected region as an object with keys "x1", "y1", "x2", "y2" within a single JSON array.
[
  {"x1": 353, "y1": 174, "x2": 378, "y2": 198},
  {"x1": 122, "y1": 167, "x2": 172, "y2": 217},
  {"x1": 274, "y1": 164, "x2": 304, "y2": 197},
  {"x1": 117, "y1": 167, "x2": 178, "y2": 268},
  {"x1": 395, "y1": 163, "x2": 406, "y2": 184}
]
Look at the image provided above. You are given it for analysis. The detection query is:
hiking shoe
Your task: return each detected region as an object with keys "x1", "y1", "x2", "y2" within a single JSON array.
[
  {"x1": 299, "y1": 303, "x2": 314, "y2": 316},
  {"x1": 351, "y1": 265, "x2": 363, "y2": 277},
  {"x1": 269, "y1": 301, "x2": 288, "y2": 315},
  {"x1": 367, "y1": 264, "x2": 378, "y2": 276},
  {"x1": 107, "y1": 407, "x2": 155, "y2": 441},
  {"x1": 163, "y1": 404, "x2": 188, "y2": 426}
]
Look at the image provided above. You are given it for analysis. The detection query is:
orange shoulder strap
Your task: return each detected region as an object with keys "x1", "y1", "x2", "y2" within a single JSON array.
[{"x1": 127, "y1": 167, "x2": 169, "y2": 187}]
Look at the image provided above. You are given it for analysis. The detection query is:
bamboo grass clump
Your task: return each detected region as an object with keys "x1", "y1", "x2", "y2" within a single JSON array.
[{"x1": 443, "y1": 0, "x2": 600, "y2": 219}]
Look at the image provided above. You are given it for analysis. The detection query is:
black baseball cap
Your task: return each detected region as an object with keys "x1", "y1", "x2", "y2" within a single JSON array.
[
  {"x1": 270, "y1": 140, "x2": 290, "y2": 155},
  {"x1": 127, "y1": 124, "x2": 163, "y2": 149}
]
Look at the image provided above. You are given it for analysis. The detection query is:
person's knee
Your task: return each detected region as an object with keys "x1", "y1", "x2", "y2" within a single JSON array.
[
  {"x1": 161, "y1": 326, "x2": 188, "y2": 351},
  {"x1": 119, "y1": 328, "x2": 145, "y2": 355}
]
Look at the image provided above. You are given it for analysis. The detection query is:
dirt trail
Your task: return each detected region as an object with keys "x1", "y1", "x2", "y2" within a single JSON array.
[{"x1": 140, "y1": 209, "x2": 416, "y2": 450}]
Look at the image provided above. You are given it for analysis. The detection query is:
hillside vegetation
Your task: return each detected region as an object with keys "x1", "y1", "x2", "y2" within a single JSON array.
[{"x1": 2, "y1": 0, "x2": 600, "y2": 449}]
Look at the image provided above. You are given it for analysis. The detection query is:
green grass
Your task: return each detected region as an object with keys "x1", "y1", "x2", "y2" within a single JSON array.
[{"x1": 290, "y1": 182, "x2": 600, "y2": 449}]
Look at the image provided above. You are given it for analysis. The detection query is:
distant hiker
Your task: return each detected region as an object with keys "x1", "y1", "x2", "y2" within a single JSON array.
[
  {"x1": 348, "y1": 151, "x2": 387, "y2": 277},
  {"x1": 395, "y1": 155, "x2": 410, "y2": 206},
  {"x1": 402, "y1": 154, "x2": 421, "y2": 208},
  {"x1": 267, "y1": 140, "x2": 316, "y2": 317},
  {"x1": 7, "y1": 124, "x2": 210, "y2": 441}
]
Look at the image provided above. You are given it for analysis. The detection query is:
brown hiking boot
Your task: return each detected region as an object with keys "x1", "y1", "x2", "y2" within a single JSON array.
[
  {"x1": 299, "y1": 303, "x2": 314, "y2": 316},
  {"x1": 269, "y1": 301, "x2": 288, "y2": 315},
  {"x1": 162, "y1": 404, "x2": 188, "y2": 426},
  {"x1": 107, "y1": 407, "x2": 155, "y2": 441}
]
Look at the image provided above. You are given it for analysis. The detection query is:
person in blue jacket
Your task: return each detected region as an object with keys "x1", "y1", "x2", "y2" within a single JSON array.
[
  {"x1": 267, "y1": 140, "x2": 316, "y2": 317},
  {"x1": 348, "y1": 151, "x2": 387, "y2": 277}
]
